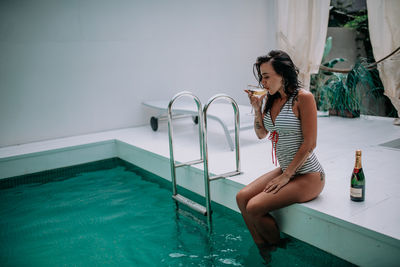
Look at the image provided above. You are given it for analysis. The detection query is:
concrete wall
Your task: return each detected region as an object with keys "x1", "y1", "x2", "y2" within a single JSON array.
[
  {"x1": 0, "y1": 0, "x2": 276, "y2": 147},
  {"x1": 326, "y1": 27, "x2": 366, "y2": 69}
]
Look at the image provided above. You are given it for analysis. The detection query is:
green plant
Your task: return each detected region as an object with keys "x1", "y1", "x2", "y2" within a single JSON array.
[
  {"x1": 323, "y1": 3, "x2": 396, "y2": 117},
  {"x1": 321, "y1": 73, "x2": 360, "y2": 117},
  {"x1": 344, "y1": 14, "x2": 368, "y2": 30},
  {"x1": 310, "y1": 36, "x2": 345, "y2": 110},
  {"x1": 320, "y1": 61, "x2": 380, "y2": 117}
]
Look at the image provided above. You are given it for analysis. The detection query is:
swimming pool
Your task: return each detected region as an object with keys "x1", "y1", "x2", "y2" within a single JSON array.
[{"x1": 0, "y1": 158, "x2": 354, "y2": 266}]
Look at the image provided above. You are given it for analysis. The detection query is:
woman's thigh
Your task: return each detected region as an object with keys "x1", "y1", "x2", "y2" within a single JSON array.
[
  {"x1": 237, "y1": 167, "x2": 282, "y2": 201},
  {"x1": 246, "y1": 172, "x2": 325, "y2": 215}
]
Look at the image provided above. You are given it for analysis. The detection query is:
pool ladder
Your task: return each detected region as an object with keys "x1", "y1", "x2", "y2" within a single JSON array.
[{"x1": 167, "y1": 91, "x2": 241, "y2": 227}]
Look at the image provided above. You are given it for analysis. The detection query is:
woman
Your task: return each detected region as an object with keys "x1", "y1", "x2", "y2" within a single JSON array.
[{"x1": 236, "y1": 50, "x2": 325, "y2": 259}]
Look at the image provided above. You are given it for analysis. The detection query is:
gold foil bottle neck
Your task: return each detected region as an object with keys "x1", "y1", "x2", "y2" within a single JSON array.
[{"x1": 354, "y1": 150, "x2": 362, "y2": 169}]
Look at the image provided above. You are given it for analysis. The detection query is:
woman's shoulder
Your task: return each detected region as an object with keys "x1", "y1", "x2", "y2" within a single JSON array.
[
  {"x1": 292, "y1": 89, "x2": 316, "y2": 115},
  {"x1": 294, "y1": 88, "x2": 314, "y2": 104},
  {"x1": 296, "y1": 88, "x2": 313, "y2": 98}
]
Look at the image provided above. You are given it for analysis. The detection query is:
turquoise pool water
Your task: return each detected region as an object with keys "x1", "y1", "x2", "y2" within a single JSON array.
[{"x1": 0, "y1": 159, "x2": 354, "y2": 266}]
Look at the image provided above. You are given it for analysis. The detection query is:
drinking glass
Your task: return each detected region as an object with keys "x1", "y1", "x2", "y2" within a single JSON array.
[{"x1": 246, "y1": 85, "x2": 267, "y2": 115}]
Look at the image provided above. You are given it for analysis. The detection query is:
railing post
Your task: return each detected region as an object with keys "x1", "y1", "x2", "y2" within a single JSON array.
[
  {"x1": 167, "y1": 91, "x2": 203, "y2": 197},
  {"x1": 202, "y1": 94, "x2": 242, "y2": 227}
]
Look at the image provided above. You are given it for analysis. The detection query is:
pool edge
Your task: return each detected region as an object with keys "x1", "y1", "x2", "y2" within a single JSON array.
[{"x1": 1, "y1": 139, "x2": 399, "y2": 266}]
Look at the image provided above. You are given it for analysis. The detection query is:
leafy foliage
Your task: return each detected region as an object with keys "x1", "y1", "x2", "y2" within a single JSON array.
[
  {"x1": 313, "y1": 1, "x2": 397, "y2": 117},
  {"x1": 320, "y1": 61, "x2": 383, "y2": 116},
  {"x1": 310, "y1": 37, "x2": 346, "y2": 110}
]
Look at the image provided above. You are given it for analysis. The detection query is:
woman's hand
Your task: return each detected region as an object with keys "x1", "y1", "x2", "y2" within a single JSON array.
[
  {"x1": 244, "y1": 90, "x2": 266, "y2": 111},
  {"x1": 263, "y1": 173, "x2": 291, "y2": 194}
]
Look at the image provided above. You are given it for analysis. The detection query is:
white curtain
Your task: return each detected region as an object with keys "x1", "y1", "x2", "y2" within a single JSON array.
[
  {"x1": 275, "y1": 0, "x2": 331, "y2": 90},
  {"x1": 367, "y1": 0, "x2": 400, "y2": 121}
]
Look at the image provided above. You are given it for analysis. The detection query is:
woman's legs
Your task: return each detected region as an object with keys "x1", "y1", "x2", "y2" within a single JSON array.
[
  {"x1": 236, "y1": 168, "x2": 282, "y2": 245},
  {"x1": 236, "y1": 171, "x2": 325, "y2": 245}
]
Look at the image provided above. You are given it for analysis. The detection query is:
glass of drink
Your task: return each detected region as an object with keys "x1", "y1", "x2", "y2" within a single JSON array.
[{"x1": 246, "y1": 85, "x2": 267, "y2": 115}]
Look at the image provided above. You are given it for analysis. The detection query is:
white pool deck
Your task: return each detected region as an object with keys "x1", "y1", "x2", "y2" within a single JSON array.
[{"x1": 1, "y1": 113, "x2": 400, "y2": 266}]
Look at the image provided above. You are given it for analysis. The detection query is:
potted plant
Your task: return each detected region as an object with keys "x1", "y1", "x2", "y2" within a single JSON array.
[
  {"x1": 320, "y1": 61, "x2": 377, "y2": 118},
  {"x1": 322, "y1": 72, "x2": 360, "y2": 117}
]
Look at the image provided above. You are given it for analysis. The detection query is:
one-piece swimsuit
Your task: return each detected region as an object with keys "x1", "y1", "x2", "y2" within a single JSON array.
[{"x1": 263, "y1": 92, "x2": 324, "y2": 175}]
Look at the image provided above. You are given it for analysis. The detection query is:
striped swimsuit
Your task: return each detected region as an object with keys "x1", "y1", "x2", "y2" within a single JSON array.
[{"x1": 263, "y1": 93, "x2": 324, "y2": 176}]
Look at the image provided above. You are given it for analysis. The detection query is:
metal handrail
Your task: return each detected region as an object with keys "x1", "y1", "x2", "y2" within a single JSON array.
[
  {"x1": 167, "y1": 91, "x2": 204, "y2": 197},
  {"x1": 167, "y1": 91, "x2": 242, "y2": 229},
  {"x1": 202, "y1": 94, "x2": 242, "y2": 225}
]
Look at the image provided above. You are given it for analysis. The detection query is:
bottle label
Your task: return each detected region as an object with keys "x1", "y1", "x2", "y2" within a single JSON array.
[{"x1": 351, "y1": 187, "x2": 363, "y2": 198}]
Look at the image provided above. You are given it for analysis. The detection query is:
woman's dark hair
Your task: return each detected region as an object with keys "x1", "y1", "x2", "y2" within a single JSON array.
[{"x1": 253, "y1": 50, "x2": 301, "y2": 114}]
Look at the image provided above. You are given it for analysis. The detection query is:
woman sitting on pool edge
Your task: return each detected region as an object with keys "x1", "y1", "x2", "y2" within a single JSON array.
[{"x1": 236, "y1": 50, "x2": 325, "y2": 260}]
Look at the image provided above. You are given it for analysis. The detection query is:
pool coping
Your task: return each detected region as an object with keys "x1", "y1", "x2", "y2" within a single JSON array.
[{"x1": 1, "y1": 137, "x2": 399, "y2": 266}]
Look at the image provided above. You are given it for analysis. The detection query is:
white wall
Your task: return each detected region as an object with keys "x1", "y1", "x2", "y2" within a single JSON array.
[{"x1": 0, "y1": 0, "x2": 276, "y2": 147}]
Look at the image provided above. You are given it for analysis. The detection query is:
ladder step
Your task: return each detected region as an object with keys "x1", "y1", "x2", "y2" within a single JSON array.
[
  {"x1": 210, "y1": 170, "x2": 242, "y2": 181},
  {"x1": 175, "y1": 159, "x2": 203, "y2": 168},
  {"x1": 172, "y1": 194, "x2": 207, "y2": 216}
]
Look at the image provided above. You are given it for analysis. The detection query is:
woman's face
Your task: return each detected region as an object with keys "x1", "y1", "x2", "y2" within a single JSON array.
[{"x1": 260, "y1": 61, "x2": 284, "y2": 96}]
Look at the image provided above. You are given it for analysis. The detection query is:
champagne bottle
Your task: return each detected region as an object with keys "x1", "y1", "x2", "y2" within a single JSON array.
[{"x1": 350, "y1": 150, "x2": 365, "y2": 202}]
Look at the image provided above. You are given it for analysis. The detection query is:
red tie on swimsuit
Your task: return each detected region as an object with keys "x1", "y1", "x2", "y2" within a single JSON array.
[{"x1": 268, "y1": 130, "x2": 279, "y2": 166}]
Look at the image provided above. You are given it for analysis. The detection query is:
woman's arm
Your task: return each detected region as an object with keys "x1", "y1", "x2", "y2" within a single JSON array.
[
  {"x1": 245, "y1": 90, "x2": 268, "y2": 139},
  {"x1": 253, "y1": 107, "x2": 268, "y2": 139}
]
